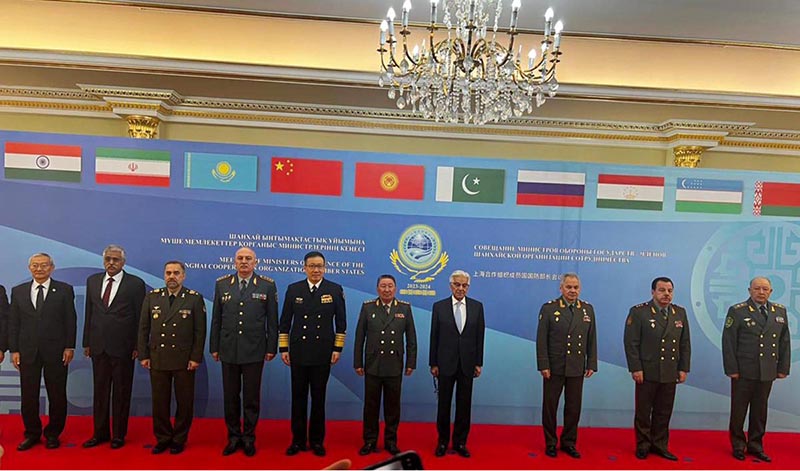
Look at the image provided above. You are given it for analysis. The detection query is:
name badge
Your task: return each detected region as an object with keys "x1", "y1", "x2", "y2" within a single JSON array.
[
  {"x1": 321, "y1": 294, "x2": 333, "y2": 304},
  {"x1": 294, "y1": 297, "x2": 304, "y2": 304},
  {"x1": 252, "y1": 293, "x2": 267, "y2": 301},
  {"x1": 394, "y1": 313, "x2": 405, "y2": 319}
]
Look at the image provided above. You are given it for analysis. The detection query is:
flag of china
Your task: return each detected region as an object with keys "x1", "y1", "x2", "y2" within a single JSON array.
[
  {"x1": 271, "y1": 157, "x2": 343, "y2": 196},
  {"x1": 354, "y1": 162, "x2": 425, "y2": 200}
]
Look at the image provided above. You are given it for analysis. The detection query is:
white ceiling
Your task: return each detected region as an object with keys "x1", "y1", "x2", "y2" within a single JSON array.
[{"x1": 106, "y1": 0, "x2": 800, "y2": 46}]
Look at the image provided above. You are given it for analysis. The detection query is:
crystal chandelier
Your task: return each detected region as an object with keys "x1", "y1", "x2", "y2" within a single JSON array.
[{"x1": 378, "y1": 0, "x2": 563, "y2": 125}]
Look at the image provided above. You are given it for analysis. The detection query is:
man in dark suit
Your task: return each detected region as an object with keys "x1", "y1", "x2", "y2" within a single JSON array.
[
  {"x1": 536, "y1": 273, "x2": 597, "y2": 459},
  {"x1": 354, "y1": 274, "x2": 417, "y2": 456},
  {"x1": 82, "y1": 245, "x2": 146, "y2": 450},
  {"x1": 0, "y1": 283, "x2": 8, "y2": 364},
  {"x1": 722, "y1": 276, "x2": 790, "y2": 463},
  {"x1": 430, "y1": 270, "x2": 485, "y2": 458},
  {"x1": 137, "y1": 260, "x2": 206, "y2": 455},
  {"x1": 9, "y1": 253, "x2": 77, "y2": 451},
  {"x1": 280, "y1": 251, "x2": 346, "y2": 458},
  {"x1": 210, "y1": 247, "x2": 279, "y2": 457},
  {"x1": 624, "y1": 276, "x2": 691, "y2": 461}
]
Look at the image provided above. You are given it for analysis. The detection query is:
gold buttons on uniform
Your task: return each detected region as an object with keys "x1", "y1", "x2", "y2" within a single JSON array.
[
  {"x1": 381, "y1": 331, "x2": 385, "y2": 334},
  {"x1": 239, "y1": 331, "x2": 243, "y2": 334},
  {"x1": 381, "y1": 340, "x2": 385, "y2": 344},
  {"x1": 302, "y1": 335, "x2": 306, "y2": 340},
  {"x1": 160, "y1": 344, "x2": 165, "y2": 347}
]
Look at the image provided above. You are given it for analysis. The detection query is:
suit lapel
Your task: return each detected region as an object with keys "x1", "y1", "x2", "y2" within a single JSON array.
[{"x1": 24, "y1": 281, "x2": 36, "y2": 312}]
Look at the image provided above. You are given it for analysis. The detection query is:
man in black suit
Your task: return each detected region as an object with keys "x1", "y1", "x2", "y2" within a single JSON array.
[
  {"x1": 9, "y1": 253, "x2": 77, "y2": 451},
  {"x1": 0, "y1": 283, "x2": 8, "y2": 364},
  {"x1": 430, "y1": 270, "x2": 485, "y2": 458},
  {"x1": 536, "y1": 273, "x2": 598, "y2": 459},
  {"x1": 82, "y1": 245, "x2": 146, "y2": 450},
  {"x1": 623, "y1": 276, "x2": 691, "y2": 461},
  {"x1": 138, "y1": 261, "x2": 206, "y2": 455},
  {"x1": 354, "y1": 274, "x2": 417, "y2": 456},
  {"x1": 722, "y1": 276, "x2": 790, "y2": 463},
  {"x1": 280, "y1": 251, "x2": 346, "y2": 458},
  {"x1": 210, "y1": 247, "x2": 279, "y2": 457}
]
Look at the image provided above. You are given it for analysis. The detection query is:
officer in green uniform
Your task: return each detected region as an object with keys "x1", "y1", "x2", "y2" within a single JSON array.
[
  {"x1": 536, "y1": 273, "x2": 597, "y2": 459},
  {"x1": 722, "y1": 276, "x2": 790, "y2": 463},
  {"x1": 138, "y1": 260, "x2": 206, "y2": 455},
  {"x1": 210, "y1": 247, "x2": 278, "y2": 457},
  {"x1": 623, "y1": 276, "x2": 690, "y2": 461},
  {"x1": 354, "y1": 274, "x2": 417, "y2": 456}
]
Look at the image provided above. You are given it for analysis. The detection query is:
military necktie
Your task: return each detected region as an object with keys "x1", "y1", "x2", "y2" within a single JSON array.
[
  {"x1": 102, "y1": 277, "x2": 114, "y2": 308},
  {"x1": 240, "y1": 278, "x2": 247, "y2": 295},
  {"x1": 455, "y1": 301, "x2": 464, "y2": 333},
  {"x1": 385, "y1": 304, "x2": 391, "y2": 317},
  {"x1": 660, "y1": 307, "x2": 668, "y2": 320},
  {"x1": 311, "y1": 285, "x2": 317, "y2": 294},
  {"x1": 169, "y1": 294, "x2": 175, "y2": 307},
  {"x1": 35, "y1": 284, "x2": 45, "y2": 312},
  {"x1": 760, "y1": 305, "x2": 768, "y2": 323}
]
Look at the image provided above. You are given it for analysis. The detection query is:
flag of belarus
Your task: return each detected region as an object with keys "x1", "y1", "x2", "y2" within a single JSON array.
[
  {"x1": 4, "y1": 142, "x2": 82, "y2": 182},
  {"x1": 96, "y1": 147, "x2": 171, "y2": 187},
  {"x1": 436, "y1": 167, "x2": 505, "y2": 204}
]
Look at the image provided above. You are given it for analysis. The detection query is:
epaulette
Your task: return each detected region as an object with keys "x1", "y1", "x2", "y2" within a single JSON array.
[
  {"x1": 396, "y1": 299, "x2": 411, "y2": 305},
  {"x1": 217, "y1": 274, "x2": 232, "y2": 282},
  {"x1": 734, "y1": 302, "x2": 748, "y2": 308},
  {"x1": 188, "y1": 289, "x2": 199, "y2": 296},
  {"x1": 545, "y1": 298, "x2": 559, "y2": 305},
  {"x1": 150, "y1": 288, "x2": 162, "y2": 294},
  {"x1": 672, "y1": 303, "x2": 684, "y2": 309},
  {"x1": 363, "y1": 298, "x2": 378, "y2": 305},
  {"x1": 633, "y1": 302, "x2": 649, "y2": 308},
  {"x1": 773, "y1": 302, "x2": 785, "y2": 308},
  {"x1": 579, "y1": 299, "x2": 592, "y2": 306},
  {"x1": 258, "y1": 274, "x2": 274, "y2": 283}
]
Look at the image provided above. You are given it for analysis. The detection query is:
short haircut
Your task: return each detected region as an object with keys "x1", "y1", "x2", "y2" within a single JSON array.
[
  {"x1": 651, "y1": 276, "x2": 673, "y2": 291},
  {"x1": 749, "y1": 276, "x2": 772, "y2": 288},
  {"x1": 29, "y1": 253, "x2": 54, "y2": 266},
  {"x1": 560, "y1": 272, "x2": 580, "y2": 284},
  {"x1": 103, "y1": 244, "x2": 126, "y2": 261},
  {"x1": 236, "y1": 246, "x2": 257, "y2": 258},
  {"x1": 164, "y1": 260, "x2": 186, "y2": 272},
  {"x1": 304, "y1": 251, "x2": 325, "y2": 263},
  {"x1": 449, "y1": 270, "x2": 471, "y2": 283},
  {"x1": 377, "y1": 274, "x2": 396, "y2": 286}
]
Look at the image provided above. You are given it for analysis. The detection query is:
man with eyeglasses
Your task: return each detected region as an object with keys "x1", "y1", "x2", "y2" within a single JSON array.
[
  {"x1": 280, "y1": 251, "x2": 346, "y2": 457},
  {"x1": 430, "y1": 270, "x2": 485, "y2": 458},
  {"x1": 9, "y1": 253, "x2": 77, "y2": 451},
  {"x1": 722, "y1": 276, "x2": 790, "y2": 463},
  {"x1": 82, "y1": 245, "x2": 146, "y2": 450}
]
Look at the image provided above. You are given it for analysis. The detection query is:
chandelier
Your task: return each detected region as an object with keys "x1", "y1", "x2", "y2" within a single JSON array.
[{"x1": 378, "y1": 0, "x2": 563, "y2": 125}]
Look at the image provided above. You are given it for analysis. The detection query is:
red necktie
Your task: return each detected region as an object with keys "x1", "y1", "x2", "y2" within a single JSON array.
[{"x1": 102, "y1": 278, "x2": 114, "y2": 308}]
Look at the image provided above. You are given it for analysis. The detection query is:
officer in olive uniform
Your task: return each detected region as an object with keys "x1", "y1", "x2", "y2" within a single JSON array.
[
  {"x1": 722, "y1": 276, "x2": 790, "y2": 463},
  {"x1": 280, "y1": 251, "x2": 346, "y2": 457},
  {"x1": 623, "y1": 277, "x2": 690, "y2": 461},
  {"x1": 354, "y1": 274, "x2": 417, "y2": 456},
  {"x1": 138, "y1": 260, "x2": 206, "y2": 455},
  {"x1": 536, "y1": 273, "x2": 597, "y2": 459},
  {"x1": 210, "y1": 247, "x2": 279, "y2": 457}
]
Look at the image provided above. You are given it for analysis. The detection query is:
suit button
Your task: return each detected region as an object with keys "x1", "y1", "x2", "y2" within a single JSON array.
[
  {"x1": 671, "y1": 357, "x2": 675, "y2": 361},
  {"x1": 567, "y1": 335, "x2": 571, "y2": 339},
  {"x1": 239, "y1": 312, "x2": 243, "y2": 315},
  {"x1": 567, "y1": 350, "x2": 571, "y2": 355},
  {"x1": 578, "y1": 335, "x2": 582, "y2": 339},
  {"x1": 303, "y1": 326, "x2": 307, "y2": 329},
  {"x1": 773, "y1": 333, "x2": 777, "y2": 338},
  {"x1": 661, "y1": 339, "x2": 665, "y2": 343},
  {"x1": 316, "y1": 336, "x2": 320, "y2": 339},
  {"x1": 318, "y1": 315, "x2": 321, "y2": 319},
  {"x1": 173, "y1": 323, "x2": 177, "y2": 327},
  {"x1": 773, "y1": 343, "x2": 776, "y2": 347},
  {"x1": 661, "y1": 348, "x2": 665, "y2": 352},
  {"x1": 672, "y1": 348, "x2": 675, "y2": 352},
  {"x1": 673, "y1": 339, "x2": 676, "y2": 343},
  {"x1": 578, "y1": 351, "x2": 581, "y2": 355},
  {"x1": 239, "y1": 302, "x2": 243, "y2": 306},
  {"x1": 302, "y1": 336, "x2": 306, "y2": 340},
  {"x1": 304, "y1": 315, "x2": 308, "y2": 319},
  {"x1": 239, "y1": 331, "x2": 243, "y2": 335},
  {"x1": 660, "y1": 357, "x2": 664, "y2": 361},
  {"x1": 172, "y1": 345, "x2": 175, "y2": 348},
  {"x1": 160, "y1": 344, "x2": 165, "y2": 347},
  {"x1": 381, "y1": 340, "x2": 385, "y2": 344},
  {"x1": 578, "y1": 343, "x2": 581, "y2": 347},
  {"x1": 760, "y1": 334, "x2": 764, "y2": 338},
  {"x1": 773, "y1": 353, "x2": 777, "y2": 357},
  {"x1": 391, "y1": 340, "x2": 395, "y2": 344},
  {"x1": 760, "y1": 353, "x2": 764, "y2": 357},
  {"x1": 161, "y1": 333, "x2": 165, "y2": 337},
  {"x1": 172, "y1": 334, "x2": 176, "y2": 337},
  {"x1": 162, "y1": 323, "x2": 166, "y2": 327},
  {"x1": 317, "y1": 325, "x2": 320, "y2": 329},
  {"x1": 381, "y1": 331, "x2": 385, "y2": 334},
  {"x1": 390, "y1": 350, "x2": 394, "y2": 354},
  {"x1": 391, "y1": 331, "x2": 395, "y2": 334},
  {"x1": 380, "y1": 350, "x2": 384, "y2": 354},
  {"x1": 760, "y1": 344, "x2": 764, "y2": 347}
]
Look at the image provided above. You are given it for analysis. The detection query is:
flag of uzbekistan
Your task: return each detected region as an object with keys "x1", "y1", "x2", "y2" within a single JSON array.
[
  {"x1": 596, "y1": 174, "x2": 664, "y2": 211},
  {"x1": 4, "y1": 142, "x2": 81, "y2": 182},
  {"x1": 675, "y1": 178, "x2": 743, "y2": 214},
  {"x1": 754, "y1": 181, "x2": 800, "y2": 217},
  {"x1": 516, "y1": 170, "x2": 585, "y2": 207},
  {"x1": 95, "y1": 147, "x2": 171, "y2": 187}
]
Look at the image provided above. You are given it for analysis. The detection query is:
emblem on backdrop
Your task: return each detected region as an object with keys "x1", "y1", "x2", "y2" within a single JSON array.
[{"x1": 390, "y1": 224, "x2": 448, "y2": 296}]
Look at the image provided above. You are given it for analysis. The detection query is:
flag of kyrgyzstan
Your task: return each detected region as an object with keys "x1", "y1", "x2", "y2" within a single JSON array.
[
  {"x1": 354, "y1": 162, "x2": 425, "y2": 200},
  {"x1": 270, "y1": 157, "x2": 343, "y2": 196}
]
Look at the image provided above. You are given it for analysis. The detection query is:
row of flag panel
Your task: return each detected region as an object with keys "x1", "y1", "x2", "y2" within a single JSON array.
[{"x1": 3, "y1": 142, "x2": 800, "y2": 215}]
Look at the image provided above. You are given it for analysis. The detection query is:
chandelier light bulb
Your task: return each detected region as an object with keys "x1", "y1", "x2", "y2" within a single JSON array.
[
  {"x1": 512, "y1": 0, "x2": 522, "y2": 11},
  {"x1": 379, "y1": 20, "x2": 388, "y2": 45},
  {"x1": 545, "y1": 7, "x2": 554, "y2": 20},
  {"x1": 403, "y1": 0, "x2": 412, "y2": 11},
  {"x1": 527, "y1": 48, "x2": 537, "y2": 69},
  {"x1": 387, "y1": 7, "x2": 397, "y2": 20},
  {"x1": 554, "y1": 20, "x2": 563, "y2": 34}
]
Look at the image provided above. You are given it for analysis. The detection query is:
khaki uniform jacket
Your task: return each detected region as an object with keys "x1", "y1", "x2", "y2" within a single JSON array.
[{"x1": 536, "y1": 297, "x2": 598, "y2": 377}]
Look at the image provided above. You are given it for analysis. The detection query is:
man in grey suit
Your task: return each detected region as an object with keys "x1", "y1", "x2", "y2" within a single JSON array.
[
  {"x1": 210, "y1": 247, "x2": 278, "y2": 457},
  {"x1": 354, "y1": 274, "x2": 417, "y2": 456}
]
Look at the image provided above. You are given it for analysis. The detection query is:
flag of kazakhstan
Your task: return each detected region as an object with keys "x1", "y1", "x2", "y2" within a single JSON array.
[{"x1": 184, "y1": 152, "x2": 258, "y2": 191}]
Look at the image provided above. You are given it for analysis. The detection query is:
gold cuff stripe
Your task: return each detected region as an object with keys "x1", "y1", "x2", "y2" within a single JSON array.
[
  {"x1": 278, "y1": 333, "x2": 289, "y2": 348},
  {"x1": 334, "y1": 333, "x2": 346, "y2": 348}
]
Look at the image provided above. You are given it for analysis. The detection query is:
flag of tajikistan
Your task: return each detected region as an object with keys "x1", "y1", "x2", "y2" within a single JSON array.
[
  {"x1": 436, "y1": 166, "x2": 505, "y2": 204},
  {"x1": 596, "y1": 174, "x2": 664, "y2": 211},
  {"x1": 4, "y1": 142, "x2": 82, "y2": 182}
]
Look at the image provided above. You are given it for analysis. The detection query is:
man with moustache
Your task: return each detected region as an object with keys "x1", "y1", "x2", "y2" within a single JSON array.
[
  {"x1": 82, "y1": 245, "x2": 146, "y2": 450},
  {"x1": 280, "y1": 251, "x2": 347, "y2": 458},
  {"x1": 430, "y1": 270, "x2": 485, "y2": 458},
  {"x1": 138, "y1": 261, "x2": 206, "y2": 455},
  {"x1": 9, "y1": 253, "x2": 77, "y2": 451},
  {"x1": 354, "y1": 274, "x2": 417, "y2": 456},
  {"x1": 722, "y1": 276, "x2": 790, "y2": 462},
  {"x1": 210, "y1": 247, "x2": 279, "y2": 457},
  {"x1": 536, "y1": 273, "x2": 597, "y2": 459},
  {"x1": 624, "y1": 277, "x2": 691, "y2": 461}
]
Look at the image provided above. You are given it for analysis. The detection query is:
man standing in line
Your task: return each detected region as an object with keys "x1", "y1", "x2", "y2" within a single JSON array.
[
  {"x1": 9, "y1": 253, "x2": 77, "y2": 451},
  {"x1": 430, "y1": 270, "x2": 485, "y2": 459},
  {"x1": 536, "y1": 273, "x2": 597, "y2": 459},
  {"x1": 623, "y1": 276, "x2": 691, "y2": 461},
  {"x1": 82, "y1": 245, "x2": 146, "y2": 450},
  {"x1": 210, "y1": 247, "x2": 279, "y2": 457},
  {"x1": 0, "y1": 283, "x2": 8, "y2": 364},
  {"x1": 280, "y1": 251, "x2": 346, "y2": 457},
  {"x1": 138, "y1": 261, "x2": 206, "y2": 455},
  {"x1": 722, "y1": 276, "x2": 790, "y2": 462},
  {"x1": 354, "y1": 274, "x2": 417, "y2": 456}
]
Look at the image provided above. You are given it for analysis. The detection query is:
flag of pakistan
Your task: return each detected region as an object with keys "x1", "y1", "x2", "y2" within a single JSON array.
[{"x1": 436, "y1": 166, "x2": 505, "y2": 203}]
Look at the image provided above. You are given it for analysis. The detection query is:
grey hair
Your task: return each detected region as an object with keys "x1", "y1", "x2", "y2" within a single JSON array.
[
  {"x1": 749, "y1": 276, "x2": 772, "y2": 288},
  {"x1": 449, "y1": 270, "x2": 471, "y2": 283},
  {"x1": 28, "y1": 252, "x2": 54, "y2": 266},
  {"x1": 560, "y1": 272, "x2": 580, "y2": 284},
  {"x1": 102, "y1": 244, "x2": 126, "y2": 261}
]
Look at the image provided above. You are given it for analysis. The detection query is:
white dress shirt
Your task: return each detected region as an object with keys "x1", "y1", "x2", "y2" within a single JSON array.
[
  {"x1": 30, "y1": 278, "x2": 52, "y2": 308},
  {"x1": 451, "y1": 296, "x2": 467, "y2": 333},
  {"x1": 102, "y1": 271, "x2": 124, "y2": 306}
]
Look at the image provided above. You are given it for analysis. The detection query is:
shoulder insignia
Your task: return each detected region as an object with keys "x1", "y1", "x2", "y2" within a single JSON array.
[
  {"x1": 672, "y1": 303, "x2": 684, "y2": 310},
  {"x1": 734, "y1": 302, "x2": 747, "y2": 308},
  {"x1": 396, "y1": 299, "x2": 410, "y2": 305},
  {"x1": 545, "y1": 298, "x2": 559, "y2": 305},
  {"x1": 725, "y1": 316, "x2": 734, "y2": 328},
  {"x1": 150, "y1": 288, "x2": 162, "y2": 294},
  {"x1": 216, "y1": 274, "x2": 232, "y2": 282},
  {"x1": 579, "y1": 299, "x2": 592, "y2": 306},
  {"x1": 188, "y1": 289, "x2": 199, "y2": 296},
  {"x1": 773, "y1": 303, "x2": 785, "y2": 309},
  {"x1": 258, "y1": 275, "x2": 274, "y2": 283},
  {"x1": 626, "y1": 315, "x2": 633, "y2": 325},
  {"x1": 363, "y1": 298, "x2": 378, "y2": 305},
  {"x1": 633, "y1": 302, "x2": 648, "y2": 308}
]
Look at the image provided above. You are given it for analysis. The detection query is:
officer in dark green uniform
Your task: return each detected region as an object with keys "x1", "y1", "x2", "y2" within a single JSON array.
[
  {"x1": 623, "y1": 276, "x2": 690, "y2": 461},
  {"x1": 138, "y1": 260, "x2": 206, "y2": 455},
  {"x1": 210, "y1": 247, "x2": 278, "y2": 457},
  {"x1": 354, "y1": 274, "x2": 417, "y2": 456},
  {"x1": 722, "y1": 276, "x2": 790, "y2": 463},
  {"x1": 279, "y1": 251, "x2": 346, "y2": 458},
  {"x1": 536, "y1": 273, "x2": 597, "y2": 459}
]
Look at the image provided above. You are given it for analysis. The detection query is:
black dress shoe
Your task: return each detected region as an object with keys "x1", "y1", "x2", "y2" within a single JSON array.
[
  {"x1": 45, "y1": 438, "x2": 60, "y2": 449},
  {"x1": 151, "y1": 442, "x2": 171, "y2": 454},
  {"x1": 434, "y1": 444, "x2": 447, "y2": 457},
  {"x1": 455, "y1": 445, "x2": 471, "y2": 458},
  {"x1": 561, "y1": 446, "x2": 581, "y2": 459},
  {"x1": 222, "y1": 441, "x2": 240, "y2": 456},
  {"x1": 82, "y1": 437, "x2": 107, "y2": 448},
  {"x1": 652, "y1": 448, "x2": 678, "y2": 461},
  {"x1": 286, "y1": 443, "x2": 306, "y2": 456},
  {"x1": 169, "y1": 443, "x2": 185, "y2": 455},
  {"x1": 385, "y1": 444, "x2": 401, "y2": 455},
  {"x1": 545, "y1": 445, "x2": 557, "y2": 458},
  {"x1": 748, "y1": 450, "x2": 771, "y2": 462},
  {"x1": 359, "y1": 443, "x2": 377, "y2": 455},
  {"x1": 732, "y1": 450, "x2": 746, "y2": 461},
  {"x1": 110, "y1": 439, "x2": 125, "y2": 449},
  {"x1": 17, "y1": 438, "x2": 39, "y2": 451},
  {"x1": 311, "y1": 444, "x2": 326, "y2": 457},
  {"x1": 243, "y1": 442, "x2": 256, "y2": 457},
  {"x1": 635, "y1": 449, "x2": 648, "y2": 459}
]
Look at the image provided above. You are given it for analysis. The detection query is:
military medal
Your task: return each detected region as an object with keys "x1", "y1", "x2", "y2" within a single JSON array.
[
  {"x1": 554, "y1": 310, "x2": 560, "y2": 322},
  {"x1": 153, "y1": 313, "x2": 159, "y2": 319}
]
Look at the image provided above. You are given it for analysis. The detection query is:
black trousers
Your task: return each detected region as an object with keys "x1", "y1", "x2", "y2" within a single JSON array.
[
  {"x1": 436, "y1": 365, "x2": 474, "y2": 447},
  {"x1": 363, "y1": 374, "x2": 402, "y2": 446},
  {"x1": 634, "y1": 380, "x2": 676, "y2": 452},
  {"x1": 150, "y1": 368, "x2": 195, "y2": 446},
  {"x1": 91, "y1": 352, "x2": 135, "y2": 440},
  {"x1": 20, "y1": 352, "x2": 68, "y2": 440},
  {"x1": 729, "y1": 377, "x2": 773, "y2": 453},
  {"x1": 290, "y1": 363, "x2": 331, "y2": 446},
  {"x1": 221, "y1": 361, "x2": 264, "y2": 444},
  {"x1": 542, "y1": 374, "x2": 584, "y2": 448}
]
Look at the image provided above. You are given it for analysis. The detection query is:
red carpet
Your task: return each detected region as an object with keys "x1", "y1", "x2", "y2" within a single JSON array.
[{"x1": 0, "y1": 414, "x2": 797, "y2": 469}]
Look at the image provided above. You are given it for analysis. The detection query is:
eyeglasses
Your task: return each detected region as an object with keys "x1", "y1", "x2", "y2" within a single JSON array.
[
  {"x1": 30, "y1": 263, "x2": 51, "y2": 269},
  {"x1": 451, "y1": 282, "x2": 469, "y2": 288},
  {"x1": 305, "y1": 264, "x2": 325, "y2": 270}
]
